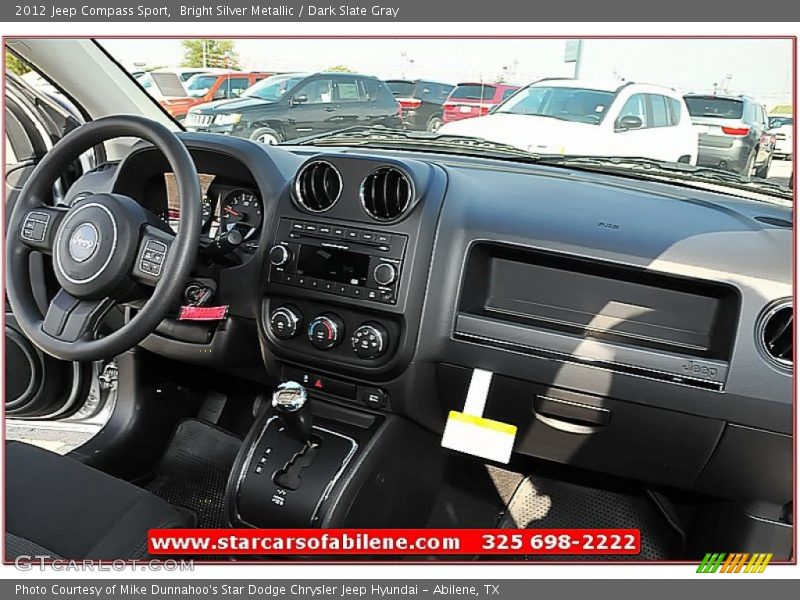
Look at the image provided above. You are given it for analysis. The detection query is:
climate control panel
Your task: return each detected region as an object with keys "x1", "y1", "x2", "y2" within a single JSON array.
[
  {"x1": 351, "y1": 323, "x2": 388, "y2": 360},
  {"x1": 269, "y1": 305, "x2": 302, "y2": 340},
  {"x1": 266, "y1": 299, "x2": 398, "y2": 365},
  {"x1": 307, "y1": 314, "x2": 344, "y2": 350}
]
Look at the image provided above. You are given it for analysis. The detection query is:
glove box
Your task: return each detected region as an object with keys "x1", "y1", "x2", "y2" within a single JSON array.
[{"x1": 437, "y1": 364, "x2": 725, "y2": 489}]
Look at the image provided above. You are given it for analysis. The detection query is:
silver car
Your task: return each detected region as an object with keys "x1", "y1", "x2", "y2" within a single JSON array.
[{"x1": 684, "y1": 94, "x2": 774, "y2": 178}]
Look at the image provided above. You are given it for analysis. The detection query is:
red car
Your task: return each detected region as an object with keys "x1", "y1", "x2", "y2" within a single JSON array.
[
  {"x1": 442, "y1": 82, "x2": 521, "y2": 124},
  {"x1": 160, "y1": 71, "x2": 274, "y2": 122}
]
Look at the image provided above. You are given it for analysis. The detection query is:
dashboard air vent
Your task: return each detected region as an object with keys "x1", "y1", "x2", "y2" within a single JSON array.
[
  {"x1": 361, "y1": 167, "x2": 414, "y2": 221},
  {"x1": 294, "y1": 161, "x2": 342, "y2": 212},
  {"x1": 758, "y1": 301, "x2": 792, "y2": 369}
]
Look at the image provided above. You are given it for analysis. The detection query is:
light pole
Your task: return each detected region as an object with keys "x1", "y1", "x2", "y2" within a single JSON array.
[
  {"x1": 573, "y1": 40, "x2": 583, "y2": 79},
  {"x1": 565, "y1": 40, "x2": 583, "y2": 79}
]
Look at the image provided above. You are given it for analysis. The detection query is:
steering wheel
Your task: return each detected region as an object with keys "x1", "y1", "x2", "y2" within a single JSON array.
[{"x1": 6, "y1": 115, "x2": 202, "y2": 362}]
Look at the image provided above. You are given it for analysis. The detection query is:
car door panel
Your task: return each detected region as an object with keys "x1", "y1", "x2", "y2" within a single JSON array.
[
  {"x1": 4, "y1": 71, "x2": 96, "y2": 418},
  {"x1": 285, "y1": 77, "x2": 338, "y2": 139}
]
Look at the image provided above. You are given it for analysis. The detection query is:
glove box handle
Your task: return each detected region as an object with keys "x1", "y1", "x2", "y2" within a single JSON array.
[{"x1": 534, "y1": 395, "x2": 611, "y2": 434}]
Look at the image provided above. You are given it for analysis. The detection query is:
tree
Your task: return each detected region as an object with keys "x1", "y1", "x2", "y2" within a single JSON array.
[
  {"x1": 327, "y1": 65, "x2": 354, "y2": 73},
  {"x1": 180, "y1": 40, "x2": 239, "y2": 70},
  {"x1": 6, "y1": 50, "x2": 31, "y2": 76}
]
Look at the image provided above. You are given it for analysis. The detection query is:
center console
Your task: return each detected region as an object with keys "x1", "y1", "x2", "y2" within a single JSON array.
[
  {"x1": 224, "y1": 381, "x2": 443, "y2": 530},
  {"x1": 234, "y1": 154, "x2": 448, "y2": 530},
  {"x1": 264, "y1": 218, "x2": 405, "y2": 368},
  {"x1": 258, "y1": 154, "x2": 447, "y2": 420}
]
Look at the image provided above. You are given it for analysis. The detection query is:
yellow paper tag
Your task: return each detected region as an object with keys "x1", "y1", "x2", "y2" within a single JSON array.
[{"x1": 447, "y1": 411, "x2": 517, "y2": 435}]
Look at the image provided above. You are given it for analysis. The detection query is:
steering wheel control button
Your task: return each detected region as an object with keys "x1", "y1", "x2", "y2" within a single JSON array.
[
  {"x1": 352, "y1": 323, "x2": 388, "y2": 360},
  {"x1": 358, "y1": 386, "x2": 389, "y2": 409},
  {"x1": 21, "y1": 211, "x2": 51, "y2": 243},
  {"x1": 373, "y1": 262, "x2": 398, "y2": 286},
  {"x1": 270, "y1": 305, "x2": 303, "y2": 340},
  {"x1": 140, "y1": 240, "x2": 167, "y2": 277},
  {"x1": 307, "y1": 314, "x2": 344, "y2": 350},
  {"x1": 269, "y1": 244, "x2": 292, "y2": 266}
]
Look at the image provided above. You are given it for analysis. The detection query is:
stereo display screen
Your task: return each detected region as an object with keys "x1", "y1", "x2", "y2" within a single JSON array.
[{"x1": 297, "y1": 246, "x2": 370, "y2": 287}]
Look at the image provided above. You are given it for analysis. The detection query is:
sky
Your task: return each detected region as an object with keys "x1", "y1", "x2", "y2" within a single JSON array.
[{"x1": 100, "y1": 38, "x2": 793, "y2": 109}]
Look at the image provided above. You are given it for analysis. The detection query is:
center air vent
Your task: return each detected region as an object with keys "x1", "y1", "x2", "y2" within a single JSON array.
[
  {"x1": 361, "y1": 166, "x2": 414, "y2": 221},
  {"x1": 294, "y1": 160, "x2": 342, "y2": 212},
  {"x1": 758, "y1": 300, "x2": 792, "y2": 369}
]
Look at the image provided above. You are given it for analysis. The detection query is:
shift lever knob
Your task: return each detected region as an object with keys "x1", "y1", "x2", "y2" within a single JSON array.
[{"x1": 271, "y1": 381, "x2": 312, "y2": 444}]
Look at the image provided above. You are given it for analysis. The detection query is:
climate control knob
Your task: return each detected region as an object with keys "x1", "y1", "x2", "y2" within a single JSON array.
[
  {"x1": 269, "y1": 305, "x2": 302, "y2": 340},
  {"x1": 307, "y1": 314, "x2": 344, "y2": 350},
  {"x1": 373, "y1": 263, "x2": 397, "y2": 286},
  {"x1": 269, "y1": 244, "x2": 292, "y2": 266},
  {"x1": 351, "y1": 323, "x2": 389, "y2": 360}
]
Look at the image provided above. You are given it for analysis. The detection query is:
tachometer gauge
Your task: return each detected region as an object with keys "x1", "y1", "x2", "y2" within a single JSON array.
[{"x1": 219, "y1": 189, "x2": 262, "y2": 237}]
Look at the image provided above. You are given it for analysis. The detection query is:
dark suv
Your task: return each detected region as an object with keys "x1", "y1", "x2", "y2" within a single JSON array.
[
  {"x1": 684, "y1": 94, "x2": 775, "y2": 177},
  {"x1": 386, "y1": 79, "x2": 454, "y2": 132},
  {"x1": 185, "y1": 72, "x2": 402, "y2": 144}
]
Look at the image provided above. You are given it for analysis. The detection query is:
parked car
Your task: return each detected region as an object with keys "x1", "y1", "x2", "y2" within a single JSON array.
[
  {"x1": 386, "y1": 79, "x2": 454, "y2": 132},
  {"x1": 440, "y1": 79, "x2": 698, "y2": 164},
  {"x1": 185, "y1": 72, "x2": 403, "y2": 144},
  {"x1": 442, "y1": 82, "x2": 520, "y2": 124},
  {"x1": 684, "y1": 94, "x2": 774, "y2": 177},
  {"x1": 160, "y1": 71, "x2": 272, "y2": 122},
  {"x1": 768, "y1": 115, "x2": 793, "y2": 159}
]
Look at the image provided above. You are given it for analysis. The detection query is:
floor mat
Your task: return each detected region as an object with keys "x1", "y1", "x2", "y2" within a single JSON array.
[
  {"x1": 144, "y1": 418, "x2": 242, "y2": 529},
  {"x1": 498, "y1": 474, "x2": 683, "y2": 560}
]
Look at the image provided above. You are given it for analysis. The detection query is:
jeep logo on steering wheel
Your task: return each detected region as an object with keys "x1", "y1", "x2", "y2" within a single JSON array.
[{"x1": 68, "y1": 223, "x2": 100, "y2": 262}]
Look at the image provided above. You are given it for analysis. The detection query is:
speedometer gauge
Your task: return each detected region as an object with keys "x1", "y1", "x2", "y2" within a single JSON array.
[{"x1": 219, "y1": 189, "x2": 262, "y2": 235}]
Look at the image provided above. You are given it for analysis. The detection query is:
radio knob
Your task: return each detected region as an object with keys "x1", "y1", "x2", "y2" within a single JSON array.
[
  {"x1": 307, "y1": 314, "x2": 344, "y2": 350},
  {"x1": 269, "y1": 305, "x2": 302, "y2": 340},
  {"x1": 351, "y1": 323, "x2": 388, "y2": 360},
  {"x1": 373, "y1": 263, "x2": 397, "y2": 286},
  {"x1": 269, "y1": 244, "x2": 292, "y2": 266}
]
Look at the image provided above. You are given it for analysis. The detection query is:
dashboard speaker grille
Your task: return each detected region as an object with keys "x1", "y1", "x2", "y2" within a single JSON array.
[
  {"x1": 759, "y1": 301, "x2": 792, "y2": 369},
  {"x1": 294, "y1": 161, "x2": 342, "y2": 212},
  {"x1": 361, "y1": 167, "x2": 413, "y2": 221}
]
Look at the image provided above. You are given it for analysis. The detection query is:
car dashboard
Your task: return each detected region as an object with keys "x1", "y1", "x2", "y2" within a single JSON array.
[{"x1": 63, "y1": 132, "x2": 793, "y2": 507}]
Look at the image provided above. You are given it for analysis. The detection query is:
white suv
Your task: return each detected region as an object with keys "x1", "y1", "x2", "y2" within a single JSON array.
[{"x1": 439, "y1": 79, "x2": 698, "y2": 164}]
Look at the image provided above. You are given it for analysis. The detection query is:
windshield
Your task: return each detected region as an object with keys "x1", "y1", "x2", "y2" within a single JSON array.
[
  {"x1": 96, "y1": 38, "x2": 793, "y2": 199},
  {"x1": 685, "y1": 96, "x2": 744, "y2": 119},
  {"x1": 185, "y1": 74, "x2": 219, "y2": 97},
  {"x1": 450, "y1": 84, "x2": 497, "y2": 101},
  {"x1": 242, "y1": 75, "x2": 305, "y2": 102},
  {"x1": 495, "y1": 85, "x2": 615, "y2": 124}
]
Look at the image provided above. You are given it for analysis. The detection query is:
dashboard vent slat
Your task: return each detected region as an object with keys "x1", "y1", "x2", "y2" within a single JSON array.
[
  {"x1": 294, "y1": 160, "x2": 342, "y2": 213},
  {"x1": 758, "y1": 301, "x2": 793, "y2": 369},
  {"x1": 361, "y1": 166, "x2": 414, "y2": 221}
]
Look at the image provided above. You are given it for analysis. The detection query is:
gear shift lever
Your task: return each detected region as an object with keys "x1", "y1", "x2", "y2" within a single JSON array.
[{"x1": 271, "y1": 381, "x2": 312, "y2": 444}]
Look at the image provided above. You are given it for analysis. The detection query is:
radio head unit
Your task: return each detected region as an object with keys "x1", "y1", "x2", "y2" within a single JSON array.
[{"x1": 268, "y1": 218, "x2": 407, "y2": 305}]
